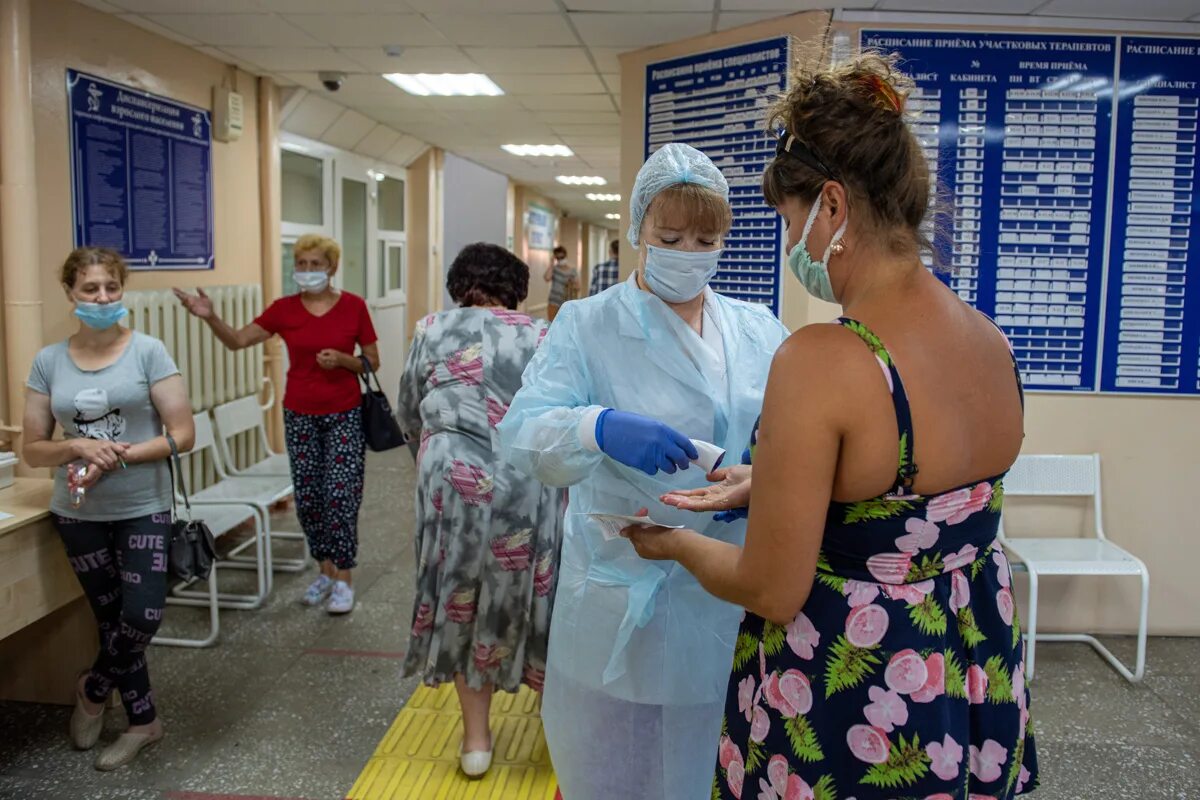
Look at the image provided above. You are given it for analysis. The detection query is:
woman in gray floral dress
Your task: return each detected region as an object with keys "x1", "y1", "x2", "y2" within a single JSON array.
[{"x1": 397, "y1": 243, "x2": 564, "y2": 778}]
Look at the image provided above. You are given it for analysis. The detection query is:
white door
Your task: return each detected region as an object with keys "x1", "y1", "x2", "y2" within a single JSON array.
[{"x1": 371, "y1": 238, "x2": 407, "y2": 400}]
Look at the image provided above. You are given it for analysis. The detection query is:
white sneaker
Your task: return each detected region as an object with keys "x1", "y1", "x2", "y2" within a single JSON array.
[
  {"x1": 301, "y1": 575, "x2": 334, "y2": 606},
  {"x1": 326, "y1": 580, "x2": 354, "y2": 615}
]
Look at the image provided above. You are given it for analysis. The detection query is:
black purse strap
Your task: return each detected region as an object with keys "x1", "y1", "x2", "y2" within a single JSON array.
[
  {"x1": 358, "y1": 354, "x2": 384, "y2": 393},
  {"x1": 165, "y1": 433, "x2": 192, "y2": 521}
]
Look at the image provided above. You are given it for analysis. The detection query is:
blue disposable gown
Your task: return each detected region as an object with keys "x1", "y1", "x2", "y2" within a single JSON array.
[{"x1": 499, "y1": 279, "x2": 788, "y2": 799}]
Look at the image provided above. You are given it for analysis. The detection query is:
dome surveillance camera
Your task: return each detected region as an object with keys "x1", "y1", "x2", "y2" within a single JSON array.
[{"x1": 318, "y1": 72, "x2": 346, "y2": 92}]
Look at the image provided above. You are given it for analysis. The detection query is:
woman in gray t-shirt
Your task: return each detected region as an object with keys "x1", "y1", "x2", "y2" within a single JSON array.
[{"x1": 22, "y1": 248, "x2": 194, "y2": 772}]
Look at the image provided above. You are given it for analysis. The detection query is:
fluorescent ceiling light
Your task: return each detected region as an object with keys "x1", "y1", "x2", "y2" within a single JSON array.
[
  {"x1": 557, "y1": 175, "x2": 607, "y2": 186},
  {"x1": 605, "y1": 213, "x2": 620, "y2": 220},
  {"x1": 502, "y1": 144, "x2": 573, "y2": 157},
  {"x1": 382, "y1": 73, "x2": 503, "y2": 97},
  {"x1": 586, "y1": 193, "x2": 620, "y2": 202}
]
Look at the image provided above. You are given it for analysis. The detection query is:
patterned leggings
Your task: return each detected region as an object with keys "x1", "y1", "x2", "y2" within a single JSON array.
[
  {"x1": 53, "y1": 512, "x2": 171, "y2": 726},
  {"x1": 284, "y1": 407, "x2": 366, "y2": 570}
]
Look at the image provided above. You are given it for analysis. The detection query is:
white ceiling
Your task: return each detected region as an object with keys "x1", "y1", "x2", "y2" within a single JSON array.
[{"x1": 81, "y1": 0, "x2": 1200, "y2": 225}]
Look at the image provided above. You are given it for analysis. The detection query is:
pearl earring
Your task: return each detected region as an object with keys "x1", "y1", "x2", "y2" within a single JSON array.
[{"x1": 831, "y1": 240, "x2": 846, "y2": 256}]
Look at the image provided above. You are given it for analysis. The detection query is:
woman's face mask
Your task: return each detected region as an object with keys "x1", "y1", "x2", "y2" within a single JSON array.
[
  {"x1": 643, "y1": 244, "x2": 722, "y2": 303},
  {"x1": 74, "y1": 301, "x2": 128, "y2": 330},
  {"x1": 784, "y1": 195, "x2": 847, "y2": 304},
  {"x1": 294, "y1": 270, "x2": 330, "y2": 293}
]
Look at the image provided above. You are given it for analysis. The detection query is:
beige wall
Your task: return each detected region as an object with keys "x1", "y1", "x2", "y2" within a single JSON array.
[
  {"x1": 620, "y1": 11, "x2": 1200, "y2": 635},
  {"x1": 29, "y1": 0, "x2": 263, "y2": 347},
  {"x1": 406, "y1": 147, "x2": 438, "y2": 335}
]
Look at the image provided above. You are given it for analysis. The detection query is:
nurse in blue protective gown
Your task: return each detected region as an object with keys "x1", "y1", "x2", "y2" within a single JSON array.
[{"x1": 498, "y1": 142, "x2": 789, "y2": 799}]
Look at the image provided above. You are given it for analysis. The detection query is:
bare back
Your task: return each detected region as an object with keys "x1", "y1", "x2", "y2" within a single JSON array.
[{"x1": 829, "y1": 271, "x2": 1024, "y2": 503}]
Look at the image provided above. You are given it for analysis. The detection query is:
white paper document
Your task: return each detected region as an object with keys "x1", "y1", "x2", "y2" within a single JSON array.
[{"x1": 586, "y1": 513, "x2": 683, "y2": 541}]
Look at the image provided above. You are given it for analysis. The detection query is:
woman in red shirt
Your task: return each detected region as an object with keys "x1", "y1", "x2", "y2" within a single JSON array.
[{"x1": 174, "y1": 234, "x2": 378, "y2": 615}]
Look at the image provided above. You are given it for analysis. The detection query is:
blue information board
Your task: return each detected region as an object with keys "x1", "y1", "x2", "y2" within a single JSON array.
[
  {"x1": 863, "y1": 31, "x2": 1118, "y2": 392},
  {"x1": 645, "y1": 38, "x2": 789, "y2": 315},
  {"x1": 67, "y1": 69, "x2": 214, "y2": 271},
  {"x1": 1102, "y1": 38, "x2": 1200, "y2": 395}
]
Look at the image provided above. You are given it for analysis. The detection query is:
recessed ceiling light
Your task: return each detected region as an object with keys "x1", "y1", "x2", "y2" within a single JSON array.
[
  {"x1": 556, "y1": 175, "x2": 607, "y2": 186},
  {"x1": 605, "y1": 213, "x2": 620, "y2": 220},
  {"x1": 382, "y1": 73, "x2": 503, "y2": 97},
  {"x1": 586, "y1": 193, "x2": 620, "y2": 202},
  {"x1": 502, "y1": 144, "x2": 574, "y2": 157}
]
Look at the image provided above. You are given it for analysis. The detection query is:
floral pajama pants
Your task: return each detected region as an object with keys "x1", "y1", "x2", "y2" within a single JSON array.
[{"x1": 284, "y1": 408, "x2": 366, "y2": 570}]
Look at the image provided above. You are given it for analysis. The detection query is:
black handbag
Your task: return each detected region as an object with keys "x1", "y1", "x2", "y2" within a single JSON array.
[
  {"x1": 166, "y1": 433, "x2": 217, "y2": 582},
  {"x1": 359, "y1": 355, "x2": 407, "y2": 452}
]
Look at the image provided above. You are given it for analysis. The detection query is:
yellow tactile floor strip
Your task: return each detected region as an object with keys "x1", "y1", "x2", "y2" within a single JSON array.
[{"x1": 346, "y1": 684, "x2": 560, "y2": 800}]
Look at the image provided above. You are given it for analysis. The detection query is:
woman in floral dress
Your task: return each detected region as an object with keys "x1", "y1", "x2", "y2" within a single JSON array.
[
  {"x1": 624, "y1": 53, "x2": 1039, "y2": 799},
  {"x1": 397, "y1": 243, "x2": 564, "y2": 778}
]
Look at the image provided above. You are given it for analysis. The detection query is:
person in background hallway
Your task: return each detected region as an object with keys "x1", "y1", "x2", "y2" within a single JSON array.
[
  {"x1": 625, "y1": 52, "x2": 1039, "y2": 799},
  {"x1": 23, "y1": 247, "x2": 195, "y2": 771},
  {"x1": 397, "y1": 243, "x2": 564, "y2": 779},
  {"x1": 173, "y1": 234, "x2": 378, "y2": 615},
  {"x1": 543, "y1": 244, "x2": 577, "y2": 321},
  {"x1": 499, "y1": 142, "x2": 789, "y2": 800},
  {"x1": 589, "y1": 239, "x2": 620, "y2": 297}
]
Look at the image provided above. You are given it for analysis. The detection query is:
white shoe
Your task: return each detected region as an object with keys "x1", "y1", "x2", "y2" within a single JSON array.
[
  {"x1": 326, "y1": 580, "x2": 354, "y2": 615},
  {"x1": 459, "y1": 742, "x2": 493, "y2": 778},
  {"x1": 301, "y1": 574, "x2": 334, "y2": 606}
]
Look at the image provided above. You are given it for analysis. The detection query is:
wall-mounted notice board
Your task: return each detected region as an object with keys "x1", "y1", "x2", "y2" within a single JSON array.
[
  {"x1": 645, "y1": 37, "x2": 790, "y2": 316},
  {"x1": 861, "y1": 30, "x2": 1200, "y2": 396},
  {"x1": 68, "y1": 70, "x2": 214, "y2": 271}
]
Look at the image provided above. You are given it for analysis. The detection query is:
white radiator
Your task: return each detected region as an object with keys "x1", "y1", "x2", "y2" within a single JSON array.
[{"x1": 124, "y1": 286, "x2": 266, "y2": 490}]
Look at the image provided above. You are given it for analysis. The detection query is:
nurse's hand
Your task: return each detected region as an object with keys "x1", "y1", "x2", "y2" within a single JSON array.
[
  {"x1": 621, "y1": 508, "x2": 692, "y2": 561},
  {"x1": 595, "y1": 409, "x2": 698, "y2": 475},
  {"x1": 661, "y1": 464, "x2": 752, "y2": 513}
]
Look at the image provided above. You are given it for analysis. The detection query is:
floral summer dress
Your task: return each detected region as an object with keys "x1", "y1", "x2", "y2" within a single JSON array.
[{"x1": 715, "y1": 318, "x2": 1039, "y2": 800}]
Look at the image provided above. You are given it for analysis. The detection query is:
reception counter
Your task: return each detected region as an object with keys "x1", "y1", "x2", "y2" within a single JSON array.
[{"x1": 0, "y1": 477, "x2": 98, "y2": 705}]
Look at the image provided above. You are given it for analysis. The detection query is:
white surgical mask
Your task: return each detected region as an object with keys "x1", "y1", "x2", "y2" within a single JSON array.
[
  {"x1": 294, "y1": 271, "x2": 330, "y2": 293},
  {"x1": 643, "y1": 244, "x2": 722, "y2": 303}
]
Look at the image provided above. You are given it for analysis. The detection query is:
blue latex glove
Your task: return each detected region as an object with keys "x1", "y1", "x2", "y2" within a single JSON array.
[
  {"x1": 714, "y1": 507, "x2": 749, "y2": 524},
  {"x1": 596, "y1": 409, "x2": 698, "y2": 476}
]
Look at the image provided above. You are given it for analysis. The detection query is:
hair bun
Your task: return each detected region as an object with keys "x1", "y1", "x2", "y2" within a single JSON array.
[{"x1": 855, "y1": 73, "x2": 905, "y2": 115}]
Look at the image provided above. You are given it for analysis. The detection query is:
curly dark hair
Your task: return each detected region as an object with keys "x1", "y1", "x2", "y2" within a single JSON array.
[{"x1": 446, "y1": 242, "x2": 530, "y2": 310}]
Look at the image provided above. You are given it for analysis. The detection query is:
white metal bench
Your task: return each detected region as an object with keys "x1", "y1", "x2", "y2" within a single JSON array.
[
  {"x1": 998, "y1": 453, "x2": 1149, "y2": 683},
  {"x1": 188, "y1": 413, "x2": 306, "y2": 593},
  {"x1": 212, "y1": 392, "x2": 291, "y2": 478},
  {"x1": 153, "y1": 501, "x2": 264, "y2": 648}
]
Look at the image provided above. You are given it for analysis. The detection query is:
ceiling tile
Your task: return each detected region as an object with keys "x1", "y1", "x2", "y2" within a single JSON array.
[
  {"x1": 220, "y1": 46, "x2": 362, "y2": 72},
  {"x1": 719, "y1": 0, "x2": 870, "y2": 8},
  {"x1": 338, "y1": 46, "x2": 479, "y2": 73},
  {"x1": 715, "y1": 11, "x2": 793, "y2": 30},
  {"x1": 282, "y1": 14, "x2": 450, "y2": 47},
  {"x1": 322, "y1": 109, "x2": 377, "y2": 150},
  {"x1": 557, "y1": 134, "x2": 621, "y2": 147},
  {"x1": 568, "y1": 12, "x2": 712, "y2": 47},
  {"x1": 141, "y1": 13, "x2": 323, "y2": 46},
  {"x1": 116, "y1": 13, "x2": 202, "y2": 45},
  {"x1": 550, "y1": 124, "x2": 621, "y2": 136},
  {"x1": 464, "y1": 47, "x2": 596, "y2": 74},
  {"x1": 564, "y1": 0, "x2": 713, "y2": 7},
  {"x1": 587, "y1": 47, "x2": 633, "y2": 73},
  {"x1": 356, "y1": 125, "x2": 402, "y2": 158},
  {"x1": 420, "y1": 96, "x2": 528, "y2": 113},
  {"x1": 384, "y1": 135, "x2": 430, "y2": 166},
  {"x1": 404, "y1": 0, "x2": 558, "y2": 11},
  {"x1": 1036, "y1": 0, "x2": 1200, "y2": 17},
  {"x1": 424, "y1": 14, "x2": 577, "y2": 47},
  {"x1": 491, "y1": 74, "x2": 608, "y2": 94},
  {"x1": 76, "y1": 0, "x2": 127, "y2": 11},
  {"x1": 254, "y1": 0, "x2": 423, "y2": 10},
  {"x1": 111, "y1": 0, "x2": 253, "y2": 10},
  {"x1": 537, "y1": 111, "x2": 620, "y2": 125},
  {"x1": 517, "y1": 94, "x2": 616, "y2": 111},
  {"x1": 282, "y1": 91, "x2": 346, "y2": 139},
  {"x1": 601, "y1": 74, "x2": 620, "y2": 94},
  {"x1": 874, "y1": 0, "x2": 1043, "y2": 10}
]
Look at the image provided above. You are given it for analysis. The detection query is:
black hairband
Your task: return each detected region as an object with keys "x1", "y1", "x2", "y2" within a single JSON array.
[{"x1": 775, "y1": 132, "x2": 838, "y2": 181}]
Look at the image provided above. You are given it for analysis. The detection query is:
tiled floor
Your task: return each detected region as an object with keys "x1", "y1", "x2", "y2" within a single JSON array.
[{"x1": 1, "y1": 447, "x2": 1197, "y2": 799}]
